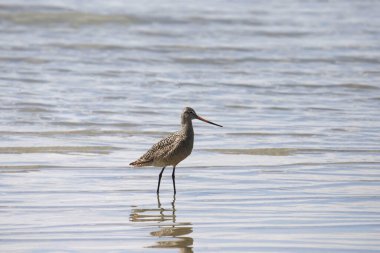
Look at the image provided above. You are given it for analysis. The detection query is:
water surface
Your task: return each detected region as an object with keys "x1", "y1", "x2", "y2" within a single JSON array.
[{"x1": 1, "y1": 0, "x2": 380, "y2": 252}]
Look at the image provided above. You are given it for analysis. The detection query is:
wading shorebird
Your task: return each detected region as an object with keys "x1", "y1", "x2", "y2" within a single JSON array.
[{"x1": 130, "y1": 107, "x2": 222, "y2": 194}]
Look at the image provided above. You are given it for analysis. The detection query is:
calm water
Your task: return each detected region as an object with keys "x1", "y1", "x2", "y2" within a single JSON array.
[{"x1": 1, "y1": 0, "x2": 380, "y2": 252}]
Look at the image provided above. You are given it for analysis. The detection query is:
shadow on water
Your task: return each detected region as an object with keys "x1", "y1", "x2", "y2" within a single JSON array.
[{"x1": 129, "y1": 195, "x2": 193, "y2": 253}]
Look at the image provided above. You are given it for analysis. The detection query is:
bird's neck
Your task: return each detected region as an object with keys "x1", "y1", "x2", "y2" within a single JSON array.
[{"x1": 181, "y1": 119, "x2": 194, "y2": 135}]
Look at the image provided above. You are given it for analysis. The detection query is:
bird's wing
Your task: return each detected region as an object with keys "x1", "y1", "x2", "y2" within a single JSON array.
[
  {"x1": 151, "y1": 132, "x2": 181, "y2": 159},
  {"x1": 130, "y1": 132, "x2": 179, "y2": 166},
  {"x1": 161, "y1": 137, "x2": 186, "y2": 161}
]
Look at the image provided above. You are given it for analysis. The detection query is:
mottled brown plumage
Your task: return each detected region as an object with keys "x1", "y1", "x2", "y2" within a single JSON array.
[{"x1": 130, "y1": 107, "x2": 222, "y2": 194}]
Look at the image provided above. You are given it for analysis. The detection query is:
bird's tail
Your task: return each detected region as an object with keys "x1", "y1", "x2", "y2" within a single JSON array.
[{"x1": 129, "y1": 159, "x2": 153, "y2": 167}]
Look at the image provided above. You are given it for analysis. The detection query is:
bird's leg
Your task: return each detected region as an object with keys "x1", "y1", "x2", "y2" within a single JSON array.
[
  {"x1": 172, "y1": 166, "x2": 176, "y2": 195},
  {"x1": 157, "y1": 166, "x2": 166, "y2": 194}
]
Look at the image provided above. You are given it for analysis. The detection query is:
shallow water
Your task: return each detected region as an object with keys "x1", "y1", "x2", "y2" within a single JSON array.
[{"x1": 1, "y1": 0, "x2": 380, "y2": 252}]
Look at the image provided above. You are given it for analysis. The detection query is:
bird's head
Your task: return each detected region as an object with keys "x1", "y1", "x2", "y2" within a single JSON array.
[{"x1": 182, "y1": 107, "x2": 222, "y2": 127}]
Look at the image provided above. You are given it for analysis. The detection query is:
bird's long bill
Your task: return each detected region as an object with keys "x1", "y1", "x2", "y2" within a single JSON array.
[{"x1": 196, "y1": 115, "x2": 223, "y2": 127}]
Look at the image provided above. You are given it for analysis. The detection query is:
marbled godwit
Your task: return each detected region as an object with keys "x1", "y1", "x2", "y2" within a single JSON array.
[{"x1": 130, "y1": 107, "x2": 222, "y2": 194}]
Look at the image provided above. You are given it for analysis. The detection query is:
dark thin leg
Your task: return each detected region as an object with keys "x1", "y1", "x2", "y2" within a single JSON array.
[
  {"x1": 156, "y1": 194, "x2": 162, "y2": 209},
  {"x1": 172, "y1": 166, "x2": 176, "y2": 195},
  {"x1": 157, "y1": 166, "x2": 166, "y2": 194}
]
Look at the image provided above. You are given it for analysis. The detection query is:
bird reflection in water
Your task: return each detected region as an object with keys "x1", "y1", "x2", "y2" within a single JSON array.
[{"x1": 129, "y1": 195, "x2": 193, "y2": 253}]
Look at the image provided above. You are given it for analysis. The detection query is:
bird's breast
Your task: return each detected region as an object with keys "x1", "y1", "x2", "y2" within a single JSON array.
[{"x1": 168, "y1": 135, "x2": 194, "y2": 166}]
